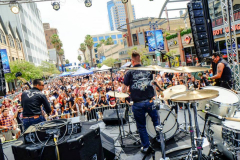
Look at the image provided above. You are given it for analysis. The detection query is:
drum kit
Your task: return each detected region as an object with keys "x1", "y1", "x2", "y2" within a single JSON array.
[{"x1": 112, "y1": 65, "x2": 240, "y2": 160}]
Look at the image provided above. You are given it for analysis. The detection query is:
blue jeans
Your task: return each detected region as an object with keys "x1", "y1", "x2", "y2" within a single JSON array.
[
  {"x1": 22, "y1": 115, "x2": 46, "y2": 131},
  {"x1": 132, "y1": 100, "x2": 159, "y2": 148}
]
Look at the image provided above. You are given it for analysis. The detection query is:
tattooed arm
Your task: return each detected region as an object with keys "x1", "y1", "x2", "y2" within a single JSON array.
[
  {"x1": 122, "y1": 84, "x2": 128, "y2": 93},
  {"x1": 210, "y1": 63, "x2": 224, "y2": 80}
]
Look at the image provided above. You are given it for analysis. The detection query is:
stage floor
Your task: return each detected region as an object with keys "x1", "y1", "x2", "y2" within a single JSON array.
[{"x1": 3, "y1": 106, "x2": 238, "y2": 160}]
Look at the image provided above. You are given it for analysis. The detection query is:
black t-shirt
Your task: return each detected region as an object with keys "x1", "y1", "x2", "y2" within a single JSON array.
[
  {"x1": 98, "y1": 100, "x2": 108, "y2": 105},
  {"x1": 124, "y1": 64, "x2": 154, "y2": 103}
]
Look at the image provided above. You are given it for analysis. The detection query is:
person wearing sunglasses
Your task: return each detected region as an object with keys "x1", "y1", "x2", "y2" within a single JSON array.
[{"x1": 21, "y1": 79, "x2": 51, "y2": 130}]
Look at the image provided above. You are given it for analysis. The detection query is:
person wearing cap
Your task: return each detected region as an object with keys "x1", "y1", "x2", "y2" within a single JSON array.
[{"x1": 208, "y1": 53, "x2": 232, "y2": 89}]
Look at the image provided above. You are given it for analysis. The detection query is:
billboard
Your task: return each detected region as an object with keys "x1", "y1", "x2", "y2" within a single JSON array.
[
  {"x1": 0, "y1": 49, "x2": 11, "y2": 73},
  {"x1": 145, "y1": 30, "x2": 164, "y2": 52}
]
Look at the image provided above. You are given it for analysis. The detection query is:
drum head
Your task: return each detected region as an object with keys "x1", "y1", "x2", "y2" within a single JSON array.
[
  {"x1": 223, "y1": 120, "x2": 240, "y2": 130},
  {"x1": 203, "y1": 86, "x2": 240, "y2": 104},
  {"x1": 146, "y1": 109, "x2": 178, "y2": 140}
]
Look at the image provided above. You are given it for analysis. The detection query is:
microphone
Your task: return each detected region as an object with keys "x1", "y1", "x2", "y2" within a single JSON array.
[{"x1": 202, "y1": 110, "x2": 225, "y2": 120}]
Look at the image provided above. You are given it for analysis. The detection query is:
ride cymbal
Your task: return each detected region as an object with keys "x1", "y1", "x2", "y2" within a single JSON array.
[
  {"x1": 173, "y1": 66, "x2": 209, "y2": 73},
  {"x1": 170, "y1": 89, "x2": 219, "y2": 102},
  {"x1": 125, "y1": 65, "x2": 177, "y2": 72}
]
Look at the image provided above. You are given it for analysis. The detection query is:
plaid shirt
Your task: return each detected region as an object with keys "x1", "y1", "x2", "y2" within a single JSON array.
[{"x1": 0, "y1": 115, "x2": 13, "y2": 132}]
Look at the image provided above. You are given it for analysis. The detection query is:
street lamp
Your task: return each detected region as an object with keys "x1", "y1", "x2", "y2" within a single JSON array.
[
  {"x1": 148, "y1": 17, "x2": 161, "y2": 65},
  {"x1": 10, "y1": 3, "x2": 20, "y2": 14}
]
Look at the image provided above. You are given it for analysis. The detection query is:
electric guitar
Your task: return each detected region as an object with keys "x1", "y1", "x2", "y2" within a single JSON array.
[{"x1": 15, "y1": 72, "x2": 32, "y2": 89}]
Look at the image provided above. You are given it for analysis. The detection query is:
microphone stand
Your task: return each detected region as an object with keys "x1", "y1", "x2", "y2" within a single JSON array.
[{"x1": 110, "y1": 68, "x2": 139, "y2": 149}]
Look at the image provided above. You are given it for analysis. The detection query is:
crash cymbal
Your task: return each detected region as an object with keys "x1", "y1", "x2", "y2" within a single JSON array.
[
  {"x1": 170, "y1": 89, "x2": 219, "y2": 102},
  {"x1": 163, "y1": 85, "x2": 187, "y2": 100},
  {"x1": 107, "y1": 91, "x2": 129, "y2": 98},
  {"x1": 173, "y1": 66, "x2": 209, "y2": 73},
  {"x1": 125, "y1": 65, "x2": 177, "y2": 72}
]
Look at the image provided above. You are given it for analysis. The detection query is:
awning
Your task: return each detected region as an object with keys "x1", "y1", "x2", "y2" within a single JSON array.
[{"x1": 121, "y1": 62, "x2": 131, "y2": 68}]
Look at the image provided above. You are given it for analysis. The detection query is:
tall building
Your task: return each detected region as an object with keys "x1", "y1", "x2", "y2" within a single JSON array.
[
  {"x1": 107, "y1": 0, "x2": 136, "y2": 31},
  {"x1": 43, "y1": 23, "x2": 58, "y2": 49},
  {"x1": 43, "y1": 23, "x2": 59, "y2": 64},
  {"x1": 0, "y1": 3, "x2": 49, "y2": 65}
]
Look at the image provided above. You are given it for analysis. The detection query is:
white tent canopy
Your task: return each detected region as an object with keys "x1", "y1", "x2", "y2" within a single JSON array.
[
  {"x1": 72, "y1": 66, "x2": 93, "y2": 76},
  {"x1": 98, "y1": 65, "x2": 112, "y2": 71}
]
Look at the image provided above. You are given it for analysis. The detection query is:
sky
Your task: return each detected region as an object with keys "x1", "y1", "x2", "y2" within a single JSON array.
[{"x1": 37, "y1": 0, "x2": 186, "y2": 63}]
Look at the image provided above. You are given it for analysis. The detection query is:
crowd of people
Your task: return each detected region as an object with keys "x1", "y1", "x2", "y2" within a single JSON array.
[{"x1": 0, "y1": 68, "x2": 214, "y2": 143}]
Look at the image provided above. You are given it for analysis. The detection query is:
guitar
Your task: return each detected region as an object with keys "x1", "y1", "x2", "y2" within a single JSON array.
[{"x1": 15, "y1": 72, "x2": 32, "y2": 89}]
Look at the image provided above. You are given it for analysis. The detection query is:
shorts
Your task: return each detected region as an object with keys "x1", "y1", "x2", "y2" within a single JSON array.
[
  {"x1": 1, "y1": 128, "x2": 20, "y2": 141},
  {"x1": 64, "y1": 111, "x2": 70, "y2": 114}
]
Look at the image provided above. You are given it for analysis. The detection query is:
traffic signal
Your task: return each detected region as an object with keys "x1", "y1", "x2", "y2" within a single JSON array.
[{"x1": 187, "y1": 1, "x2": 214, "y2": 62}]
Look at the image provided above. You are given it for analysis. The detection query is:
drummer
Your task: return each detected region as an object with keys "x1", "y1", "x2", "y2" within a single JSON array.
[{"x1": 122, "y1": 51, "x2": 160, "y2": 153}]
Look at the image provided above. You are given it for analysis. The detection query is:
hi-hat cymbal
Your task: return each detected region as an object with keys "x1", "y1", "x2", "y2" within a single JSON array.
[
  {"x1": 170, "y1": 89, "x2": 219, "y2": 102},
  {"x1": 172, "y1": 66, "x2": 209, "y2": 73},
  {"x1": 107, "y1": 91, "x2": 129, "y2": 98},
  {"x1": 163, "y1": 85, "x2": 187, "y2": 100}
]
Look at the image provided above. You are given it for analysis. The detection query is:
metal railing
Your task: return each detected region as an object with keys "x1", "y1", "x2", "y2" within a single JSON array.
[
  {"x1": 212, "y1": 9, "x2": 240, "y2": 28},
  {"x1": 73, "y1": 103, "x2": 130, "y2": 122}
]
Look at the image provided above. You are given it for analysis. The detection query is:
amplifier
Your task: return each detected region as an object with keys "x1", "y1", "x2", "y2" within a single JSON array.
[{"x1": 24, "y1": 117, "x2": 82, "y2": 144}]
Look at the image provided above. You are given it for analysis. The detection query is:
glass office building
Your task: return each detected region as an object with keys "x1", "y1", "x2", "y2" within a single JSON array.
[
  {"x1": 107, "y1": 0, "x2": 136, "y2": 31},
  {"x1": 0, "y1": 3, "x2": 49, "y2": 65}
]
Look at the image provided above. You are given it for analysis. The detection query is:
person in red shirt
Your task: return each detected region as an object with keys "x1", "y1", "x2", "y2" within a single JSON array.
[{"x1": 0, "y1": 108, "x2": 21, "y2": 141}]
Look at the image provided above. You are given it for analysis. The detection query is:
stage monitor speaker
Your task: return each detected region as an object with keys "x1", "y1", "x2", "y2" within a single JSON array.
[
  {"x1": 102, "y1": 108, "x2": 128, "y2": 125},
  {"x1": 12, "y1": 126, "x2": 104, "y2": 160},
  {"x1": 100, "y1": 132, "x2": 115, "y2": 160}
]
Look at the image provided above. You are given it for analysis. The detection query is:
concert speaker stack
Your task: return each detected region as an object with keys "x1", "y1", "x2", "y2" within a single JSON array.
[
  {"x1": 12, "y1": 126, "x2": 104, "y2": 160},
  {"x1": 0, "y1": 53, "x2": 6, "y2": 96},
  {"x1": 187, "y1": 0, "x2": 214, "y2": 62},
  {"x1": 102, "y1": 108, "x2": 128, "y2": 125}
]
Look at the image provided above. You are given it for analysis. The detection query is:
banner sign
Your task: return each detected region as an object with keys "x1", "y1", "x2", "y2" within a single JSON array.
[
  {"x1": 0, "y1": 49, "x2": 11, "y2": 73},
  {"x1": 146, "y1": 30, "x2": 164, "y2": 52}
]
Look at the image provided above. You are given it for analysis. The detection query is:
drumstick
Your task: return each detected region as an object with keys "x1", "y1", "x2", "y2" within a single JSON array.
[{"x1": 224, "y1": 117, "x2": 240, "y2": 122}]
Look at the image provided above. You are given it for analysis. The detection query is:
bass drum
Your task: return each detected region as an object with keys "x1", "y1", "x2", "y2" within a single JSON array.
[
  {"x1": 146, "y1": 109, "x2": 178, "y2": 141},
  {"x1": 198, "y1": 86, "x2": 239, "y2": 123}
]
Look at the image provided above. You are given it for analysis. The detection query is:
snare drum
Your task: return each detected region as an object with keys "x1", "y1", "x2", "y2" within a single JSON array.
[
  {"x1": 222, "y1": 121, "x2": 240, "y2": 148},
  {"x1": 198, "y1": 86, "x2": 240, "y2": 123},
  {"x1": 146, "y1": 108, "x2": 178, "y2": 141}
]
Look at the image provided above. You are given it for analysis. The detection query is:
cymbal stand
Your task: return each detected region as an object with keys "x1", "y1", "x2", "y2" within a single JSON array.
[
  {"x1": 152, "y1": 83, "x2": 169, "y2": 160},
  {"x1": 202, "y1": 115, "x2": 220, "y2": 159},
  {"x1": 162, "y1": 102, "x2": 178, "y2": 125},
  {"x1": 186, "y1": 102, "x2": 204, "y2": 160}
]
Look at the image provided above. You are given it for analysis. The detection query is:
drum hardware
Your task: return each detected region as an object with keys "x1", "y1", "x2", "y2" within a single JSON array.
[
  {"x1": 170, "y1": 89, "x2": 219, "y2": 160},
  {"x1": 152, "y1": 81, "x2": 169, "y2": 160},
  {"x1": 142, "y1": 145, "x2": 156, "y2": 160},
  {"x1": 108, "y1": 68, "x2": 140, "y2": 149}
]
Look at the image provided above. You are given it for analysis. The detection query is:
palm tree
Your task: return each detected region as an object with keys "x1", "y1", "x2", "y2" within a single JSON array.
[
  {"x1": 58, "y1": 49, "x2": 64, "y2": 67},
  {"x1": 78, "y1": 55, "x2": 82, "y2": 63},
  {"x1": 84, "y1": 35, "x2": 94, "y2": 66},
  {"x1": 65, "y1": 59, "x2": 69, "y2": 64},
  {"x1": 105, "y1": 37, "x2": 114, "y2": 45},
  {"x1": 51, "y1": 34, "x2": 63, "y2": 69},
  {"x1": 79, "y1": 43, "x2": 86, "y2": 62}
]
